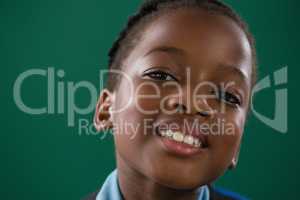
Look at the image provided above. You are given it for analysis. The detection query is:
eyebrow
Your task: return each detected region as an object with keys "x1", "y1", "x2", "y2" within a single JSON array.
[
  {"x1": 217, "y1": 64, "x2": 249, "y2": 84},
  {"x1": 144, "y1": 46, "x2": 249, "y2": 84},
  {"x1": 144, "y1": 46, "x2": 185, "y2": 57}
]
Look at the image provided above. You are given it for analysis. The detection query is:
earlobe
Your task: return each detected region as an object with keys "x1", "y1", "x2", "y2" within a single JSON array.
[
  {"x1": 229, "y1": 158, "x2": 237, "y2": 170},
  {"x1": 94, "y1": 89, "x2": 114, "y2": 132},
  {"x1": 229, "y1": 147, "x2": 240, "y2": 170}
]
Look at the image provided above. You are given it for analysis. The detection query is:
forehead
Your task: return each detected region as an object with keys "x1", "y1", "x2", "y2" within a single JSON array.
[{"x1": 124, "y1": 8, "x2": 252, "y2": 85}]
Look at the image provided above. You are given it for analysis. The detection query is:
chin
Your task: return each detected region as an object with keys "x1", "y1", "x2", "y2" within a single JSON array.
[
  {"x1": 150, "y1": 169, "x2": 211, "y2": 190},
  {"x1": 159, "y1": 178, "x2": 205, "y2": 190}
]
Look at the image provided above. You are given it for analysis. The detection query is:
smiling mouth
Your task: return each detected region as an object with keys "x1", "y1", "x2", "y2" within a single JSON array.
[
  {"x1": 159, "y1": 129, "x2": 202, "y2": 148},
  {"x1": 155, "y1": 125, "x2": 209, "y2": 156}
]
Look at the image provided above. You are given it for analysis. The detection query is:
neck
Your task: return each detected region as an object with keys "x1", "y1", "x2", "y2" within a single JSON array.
[{"x1": 117, "y1": 155, "x2": 200, "y2": 200}]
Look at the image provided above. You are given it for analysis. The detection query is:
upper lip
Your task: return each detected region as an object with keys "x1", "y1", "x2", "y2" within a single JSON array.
[{"x1": 154, "y1": 118, "x2": 209, "y2": 147}]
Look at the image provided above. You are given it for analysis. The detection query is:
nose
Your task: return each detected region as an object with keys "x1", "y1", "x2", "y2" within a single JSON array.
[{"x1": 165, "y1": 91, "x2": 214, "y2": 118}]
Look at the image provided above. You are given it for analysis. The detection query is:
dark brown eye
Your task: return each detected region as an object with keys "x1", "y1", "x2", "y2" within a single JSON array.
[
  {"x1": 143, "y1": 70, "x2": 177, "y2": 81},
  {"x1": 210, "y1": 88, "x2": 242, "y2": 107},
  {"x1": 224, "y1": 92, "x2": 241, "y2": 105},
  {"x1": 219, "y1": 91, "x2": 241, "y2": 106}
]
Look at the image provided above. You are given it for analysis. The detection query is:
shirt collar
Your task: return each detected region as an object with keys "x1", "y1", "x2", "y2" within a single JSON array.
[{"x1": 96, "y1": 169, "x2": 210, "y2": 200}]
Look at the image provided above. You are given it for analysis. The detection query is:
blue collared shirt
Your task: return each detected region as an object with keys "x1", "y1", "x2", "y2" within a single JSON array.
[{"x1": 96, "y1": 170, "x2": 210, "y2": 200}]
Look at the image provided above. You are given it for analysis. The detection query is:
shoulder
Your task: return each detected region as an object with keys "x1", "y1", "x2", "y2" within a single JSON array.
[{"x1": 208, "y1": 185, "x2": 249, "y2": 200}]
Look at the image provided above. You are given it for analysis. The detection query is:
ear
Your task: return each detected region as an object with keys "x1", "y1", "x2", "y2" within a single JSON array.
[
  {"x1": 229, "y1": 146, "x2": 240, "y2": 170},
  {"x1": 94, "y1": 89, "x2": 114, "y2": 132}
]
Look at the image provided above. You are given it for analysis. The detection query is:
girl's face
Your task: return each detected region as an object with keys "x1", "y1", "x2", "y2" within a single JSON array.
[{"x1": 106, "y1": 9, "x2": 252, "y2": 189}]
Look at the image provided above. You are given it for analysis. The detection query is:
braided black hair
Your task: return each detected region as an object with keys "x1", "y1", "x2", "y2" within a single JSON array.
[{"x1": 106, "y1": 0, "x2": 257, "y2": 91}]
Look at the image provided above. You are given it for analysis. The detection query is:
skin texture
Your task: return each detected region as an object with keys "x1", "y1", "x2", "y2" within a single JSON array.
[{"x1": 95, "y1": 8, "x2": 252, "y2": 200}]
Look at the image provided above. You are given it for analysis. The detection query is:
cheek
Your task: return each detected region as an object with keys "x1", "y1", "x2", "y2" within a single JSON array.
[
  {"x1": 112, "y1": 80, "x2": 161, "y2": 166},
  {"x1": 134, "y1": 82, "x2": 163, "y2": 114},
  {"x1": 112, "y1": 105, "x2": 154, "y2": 175},
  {"x1": 116, "y1": 76, "x2": 162, "y2": 115},
  {"x1": 113, "y1": 81, "x2": 161, "y2": 139},
  {"x1": 209, "y1": 109, "x2": 246, "y2": 164}
]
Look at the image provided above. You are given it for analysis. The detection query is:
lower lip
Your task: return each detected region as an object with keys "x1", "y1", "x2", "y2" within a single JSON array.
[{"x1": 158, "y1": 136, "x2": 207, "y2": 157}]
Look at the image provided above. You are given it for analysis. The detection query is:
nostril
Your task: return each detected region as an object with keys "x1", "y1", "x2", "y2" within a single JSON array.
[
  {"x1": 197, "y1": 111, "x2": 210, "y2": 117},
  {"x1": 175, "y1": 104, "x2": 187, "y2": 114}
]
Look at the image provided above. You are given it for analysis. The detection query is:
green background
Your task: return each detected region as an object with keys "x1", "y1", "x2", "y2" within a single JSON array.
[{"x1": 1, "y1": 0, "x2": 298, "y2": 199}]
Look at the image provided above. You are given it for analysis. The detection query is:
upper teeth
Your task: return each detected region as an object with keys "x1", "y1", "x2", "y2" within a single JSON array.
[{"x1": 160, "y1": 130, "x2": 202, "y2": 148}]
